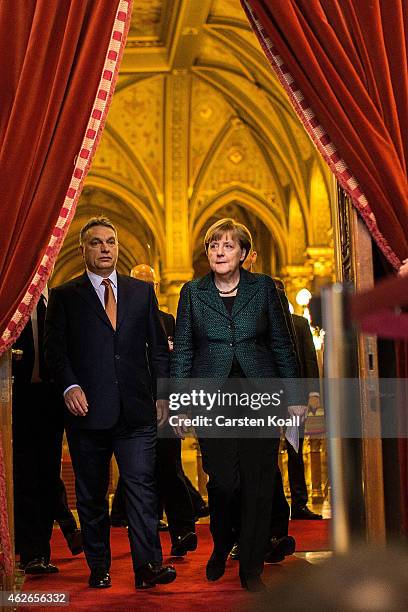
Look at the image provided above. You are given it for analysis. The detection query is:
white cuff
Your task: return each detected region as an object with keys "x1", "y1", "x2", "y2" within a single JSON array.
[{"x1": 64, "y1": 384, "x2": 80, "y2": 396}]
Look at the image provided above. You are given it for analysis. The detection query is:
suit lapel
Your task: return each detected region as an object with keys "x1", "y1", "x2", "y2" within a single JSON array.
[
  {"x1": 74, "y1": 273, "x2": 112, "y2": 328},
  {"x1": 196, "y1": 273, "x2": 230, "y2": 319},
  {"x1": 231, "y1": 268, "x2": 259, "y2": 318}
]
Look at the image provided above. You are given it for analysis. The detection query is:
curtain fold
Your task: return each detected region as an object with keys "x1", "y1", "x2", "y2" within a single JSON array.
[
  {"x1": 0, "y1": 0, "x2": 132, "y2": 354},
  {"x1": 241, "y1": 0, "x2": 408, "y2": 267}
]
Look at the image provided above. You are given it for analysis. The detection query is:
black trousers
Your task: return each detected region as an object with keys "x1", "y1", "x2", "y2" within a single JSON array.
[
  {"x1": 67, "y1": 419, "x2": 161, "y2": 572},
  {"x1": 111, "y1": 427, "x2": 195, "y2": 545},
  {"x1": 157, "y1": 425, "x2": 195, "y2": 544},
  {"x1": 286, "y1": 435, "x2": 308, "y2": 510},
  {"x1": 184, "y1": 475, "x2": 206, "y2": 513},
  {"x1": 55, "y1": 477, "x2": 78, "y2": 538},
  {"x1": 12, "y1": 382, "x2": 64, "y2": 565},
  {"x1": 199, "y1": 436, "x2": 280, "y2": 577},
  {"x1": 269, "y1": 467, "x2": 290, "y2": 538}
]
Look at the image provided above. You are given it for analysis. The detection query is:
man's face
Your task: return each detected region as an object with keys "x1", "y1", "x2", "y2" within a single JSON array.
[
  {"x1": 81, "y1": 225, "x2": 118, "y2": 277},
  {"x1": 207, "y1": 232, "x2": 246, "y2": 276}
]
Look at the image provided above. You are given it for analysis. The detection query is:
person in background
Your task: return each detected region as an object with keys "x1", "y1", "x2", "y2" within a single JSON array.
[
  {"x1": 12, "y1": 287, "x2": 64, "y2": 574},
  {"x1": 54, "y1": 477, "x2": 83, "y2": 555},
  {"x1": 289, "y1": 311, "x2": 322, "y2": 520},
  {"x1": 110, "y1": 263, "x2": 197, "y2": 558},
  {"x1": 246, "y1": 251, "x2": 322, "y2": 519}
]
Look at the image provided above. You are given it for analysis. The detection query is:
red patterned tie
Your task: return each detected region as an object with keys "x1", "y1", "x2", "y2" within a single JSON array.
[{"x1": 101, "y1": 279, "x2": 117, "y2": 330}]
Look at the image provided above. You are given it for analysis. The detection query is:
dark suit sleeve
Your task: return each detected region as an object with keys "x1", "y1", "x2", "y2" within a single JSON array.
[
  {"x1": 295, "y1": 317, "x2": 320, "y2": 392},
  {"x1": 146, "y1": 284, "x2": 170, "y2": 399},
  {"x1": 266, "y1": 278, "x2": 302, "y2": 405},
  {"x1": 276, "y1": 287, "x2": 301, "y2": 373},
  {"x1": 44, "y1": 287, "x2": 79, "y2": 393},
  {"x1": 171, "y1": 283, "x2": 194, "y2": 380}
]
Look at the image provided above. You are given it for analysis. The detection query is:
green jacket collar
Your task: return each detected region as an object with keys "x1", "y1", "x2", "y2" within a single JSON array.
[{"x1": 196, "y1": 268, "x2": 259, "y2": 319}]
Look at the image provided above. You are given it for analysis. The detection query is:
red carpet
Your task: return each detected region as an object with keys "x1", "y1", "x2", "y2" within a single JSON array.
[{"x1": 21, "y1": 522, "x2": 329, "y2": 611}]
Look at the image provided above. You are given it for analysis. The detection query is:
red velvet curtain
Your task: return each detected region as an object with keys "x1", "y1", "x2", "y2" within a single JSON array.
[
  {"x1": 0, "y1": 0, "x2": 132, "y2": 354},
  {"x1": 241, "y1": 0, "x2": 408, "y2": 268}
]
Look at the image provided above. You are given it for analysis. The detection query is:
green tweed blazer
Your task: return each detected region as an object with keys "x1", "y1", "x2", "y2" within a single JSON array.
[{"x1": 171, "y1": 269, "x2": 301, "y2": 402}]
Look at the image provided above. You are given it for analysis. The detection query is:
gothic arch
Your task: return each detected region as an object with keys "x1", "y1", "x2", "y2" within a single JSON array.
[
  {"x1": 84, "y1": 176, "x2": 166, "y2": 261},
  {"x1": 192, "y1": 187, "x2": 288, "y2": 266}
]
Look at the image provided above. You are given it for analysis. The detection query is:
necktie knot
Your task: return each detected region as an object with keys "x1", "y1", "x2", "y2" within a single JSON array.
[{"x1": 101, "y1": 278, "x2": 116, "y2": 329}]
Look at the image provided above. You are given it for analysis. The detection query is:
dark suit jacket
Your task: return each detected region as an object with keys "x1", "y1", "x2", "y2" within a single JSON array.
[
  {"x1": 13, "y1": 318, "x2": 36, "y2": 386},
  {"x1": 44, "y1": 272, "x2": 169, "y2": 429},
  {"x1": 160, "y1": 310, "x2": 175, "y2": 339},
  {"x1": 292, "y1": 314, "x2": 320, "y2": 394},
  {"x1": 171, "y1": 268, "x2": 301, "y2": 404}
]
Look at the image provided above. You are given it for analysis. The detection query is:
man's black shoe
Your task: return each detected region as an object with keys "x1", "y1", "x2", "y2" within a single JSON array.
[
  {"x1": 265, "y1": 536, "x2": 296, "y2": 563},
  {"x1": 158, "y1": 519, "x2": 169, "y2": 531},
  {"x1": 291, "y1": 506, "x2": 323, "y2": 520},
  {"x1": 194, "y1": 504, "x2": 210, "y2": 520},
  {"x1": 170, "y1": 532, "x2": 197, "y2": 557},
  {"x1": 229, "y1": 543, "x2": 239, "y2": 560},
  {"x1": 66, "y1": 529, "x2": 83, "y2": 556},
  {"x1": 134, "y1": 563, "x2": 176, "y2": 589},
  {"x1": 206, "y1": 552, "x2": 227, "y2": 581},
  {"x1": 23, "y1": 558, "x2": 59, "y2": 574},
  {"x1": 89, "y1": 569, "x2": 111, "y2": 588}
]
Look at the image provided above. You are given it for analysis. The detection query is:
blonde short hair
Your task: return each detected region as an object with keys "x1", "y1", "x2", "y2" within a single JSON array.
[{"x1": 204, "y1": 218, "x2": 252, "y2": 262}]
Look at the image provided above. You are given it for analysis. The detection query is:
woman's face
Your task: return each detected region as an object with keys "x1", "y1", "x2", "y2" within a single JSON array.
[{"x1": 207, "y1": 232, "x2": 246, "y2": 277}]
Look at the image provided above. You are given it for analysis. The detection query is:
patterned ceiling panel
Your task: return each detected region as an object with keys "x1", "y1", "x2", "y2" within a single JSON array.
[{"x1": 128, "y1": 0, "x2": 165, "y2": 43}]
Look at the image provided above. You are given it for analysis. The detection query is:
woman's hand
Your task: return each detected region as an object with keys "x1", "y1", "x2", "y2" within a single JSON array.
[
  {"x1": 171, "y1": 413, "x2": 191, "y2": 439},
  {"x1": 288, "y1": 404, "x2": 308, "y2": 424}
]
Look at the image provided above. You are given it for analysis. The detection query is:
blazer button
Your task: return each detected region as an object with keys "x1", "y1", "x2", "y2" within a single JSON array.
[
  {"x1": 115, "y1": 354, "x2": 120, "y2": 360},
  {"x1": 229, "y1": 342, "x2": 233, "y2": 347}
]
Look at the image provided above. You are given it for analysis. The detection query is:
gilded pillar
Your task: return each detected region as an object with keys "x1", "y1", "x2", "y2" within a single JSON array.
[
  {"x1": 162, "y1": 71, "x2": 193, "y2": 316},
  {"x1": 306, "y1": 246, "x2": 335, "y2": 291}
]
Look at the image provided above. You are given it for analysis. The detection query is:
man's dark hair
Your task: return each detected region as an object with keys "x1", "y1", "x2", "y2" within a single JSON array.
[{"x1": 79, "y1": 216, "x2": 117, "y2": 246}]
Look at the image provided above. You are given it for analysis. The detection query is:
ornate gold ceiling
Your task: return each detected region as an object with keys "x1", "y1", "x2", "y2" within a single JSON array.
[{"x1": 54, "y1": 0, "x2": 334, "y2": 310}]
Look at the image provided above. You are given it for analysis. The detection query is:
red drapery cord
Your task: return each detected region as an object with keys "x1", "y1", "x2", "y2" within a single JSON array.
[
  {"x1": 241, "y1": 0, "x2": 408, "y2": 267},
  {"x1": 0, "y1": 0, "x2": 132, "y2": 354}
]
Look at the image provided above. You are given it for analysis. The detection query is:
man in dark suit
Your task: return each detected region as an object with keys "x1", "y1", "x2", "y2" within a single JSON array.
[
  {"x1": 269, "y1": 275, "x2": 321, "y2": 518},
  {"x1": 289, "y1": 313, "x2": 322, "y2": 519},
  {"x1": 44, "y1": 217, "x2": 176, "y2": 590},
  {"x1": 110, "y1": 264, "x2": 197, "y2": 558},
  {"x1": 12, "y1": 289, "x2": 63, "y2": 573}
]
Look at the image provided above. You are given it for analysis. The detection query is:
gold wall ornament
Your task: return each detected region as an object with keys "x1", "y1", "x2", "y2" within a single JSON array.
[
  {"x1": 55, "y1": 0, "x2": 334, "y2": 306},
  {"x1": 306, "y1": 247, "x2": 335, "y2": 283}
]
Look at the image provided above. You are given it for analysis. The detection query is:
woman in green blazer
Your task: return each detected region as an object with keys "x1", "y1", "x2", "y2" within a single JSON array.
[{"x1": 171, "y1": 218, "x2": 305, "y2": 591}]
